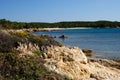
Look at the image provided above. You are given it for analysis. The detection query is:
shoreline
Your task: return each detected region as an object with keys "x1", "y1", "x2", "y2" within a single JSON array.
[
  {"x1": 3, "y1": 28, "x2": 120, "y2": 60},
  {"x1": 64, "y1": 27, "x2": 92, "y2": 30},
  {"x1": 0, "y1": 29, "x2": 120, "y2": 80},
  {"x1": 4, "y1": 27, "x2": 120, "y2": 33},
  {"x1": 4, "y1": 27, "x2": 64, "y2": 33}
]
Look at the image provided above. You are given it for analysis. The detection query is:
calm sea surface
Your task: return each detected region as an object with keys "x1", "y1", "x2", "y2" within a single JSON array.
[{"x1": 34, "y1": 28, "x2": 120, "y2": 59}]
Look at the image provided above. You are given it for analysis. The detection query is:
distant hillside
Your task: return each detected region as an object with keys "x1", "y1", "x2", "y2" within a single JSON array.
[{"x1": 0, "y1": 19, "x2": 120, "y2": 29}]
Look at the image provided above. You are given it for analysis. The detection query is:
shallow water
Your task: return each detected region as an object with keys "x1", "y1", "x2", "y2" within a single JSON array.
[{"x1": 34, "y1": 28, "x2": 120, "y2": 59}]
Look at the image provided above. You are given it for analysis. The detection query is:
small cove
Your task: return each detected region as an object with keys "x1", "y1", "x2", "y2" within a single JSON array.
[{"x1": 34, "y1": 28, "x2": 120, "y2": 59}]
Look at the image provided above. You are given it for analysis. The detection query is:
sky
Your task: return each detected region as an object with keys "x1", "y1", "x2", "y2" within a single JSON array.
[{"x1": 0, "y1": 0, "x2": 120, "y2": 22}]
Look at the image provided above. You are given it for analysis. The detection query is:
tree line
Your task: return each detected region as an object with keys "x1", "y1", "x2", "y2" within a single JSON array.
[{"x1": 0, "y1": 19, "x2": 120, "y2": 29}]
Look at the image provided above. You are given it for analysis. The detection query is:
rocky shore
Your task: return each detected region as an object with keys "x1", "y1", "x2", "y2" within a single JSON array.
[
  {"x1": 0, "y1": 30, "x2": 120, "y2": 80},
  {"x1": 41, "y1": 46, "x2": 120, "y2": 80}
]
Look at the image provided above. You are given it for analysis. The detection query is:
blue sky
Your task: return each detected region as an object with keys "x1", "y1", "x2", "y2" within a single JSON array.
[{"x1": 0, "y1": 0, "x2": 120, "y2": 22}]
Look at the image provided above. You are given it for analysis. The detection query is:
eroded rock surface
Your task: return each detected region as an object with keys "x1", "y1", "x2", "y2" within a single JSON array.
[{"x1": 41, "y1": 46, "x2": 120, "y2": 80}]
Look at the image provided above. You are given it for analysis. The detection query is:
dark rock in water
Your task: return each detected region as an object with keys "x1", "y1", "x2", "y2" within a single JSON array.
[
  {"x1": 59, "y1": 35, "x2": 67, "y2": 39},
  {"x1": 33, "y1": 29, "x2": 38, "y2": 32},
  {"x1": 82, "y1": 49, "x2": 93, "y2": 57},
  {"x1": 54, "y1": 36, "x2": 56, "y2": 38}
]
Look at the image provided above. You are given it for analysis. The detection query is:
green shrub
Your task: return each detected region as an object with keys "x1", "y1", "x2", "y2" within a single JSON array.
[
  {"x1": 0, "y1": 52, "x2": 68, "y2": 80},
  {"x1": 29, "y1": 34, "x2": 62, "y2": 48},
  {"x1": 0, "y1": 52, "x2": 44, "y2": 79},
  {"x1": 0, "y1": 31, "x2": 17, "y2": 52},
  {"x1": 0, "y1": 30, "x2": 62, "y2": 53},
  {"x1": 33, "y1": 50, "x2": 44, "y2": 56},
  {"x1": 0, "y1": 30, "x2": 68, "y2": 80},
  {"x1": 10, "y1": 31, "x2": 30, "y2": 38},
  {"x1": 10, "y1": 31, "x2": 62, "y2": 47}
]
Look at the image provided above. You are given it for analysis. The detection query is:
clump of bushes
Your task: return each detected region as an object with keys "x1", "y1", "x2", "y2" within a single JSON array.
[
  {"x1": 0, "y1": 52, "x2": 68, "y2": 80},
  {"x1": 28, "y1": 34, "x2": 62, "y2": 48},
  {"x1": 10, "y1": 31, "x2": 62, "y2": 47},
  {"x1": 0, "y1": 30, "x2": 62, "y2": 53},
  {"x1": 10, "y1": 31, "x2": 30, "y2": 38},
  {"x1": 0, "y1": 30, "x2": 17, "y2": 52},
  {"x1": 0, "y1": 30, "x2": 68, "y2": 79}
]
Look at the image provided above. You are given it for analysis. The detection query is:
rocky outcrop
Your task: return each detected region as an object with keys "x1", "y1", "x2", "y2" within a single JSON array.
[
  {"x1": 87, "y1": 58, "x2": 120, "y2": 80},
  {"x1": 42, "y1": 46, "x2": 89, "y2": 79},
  {"x1": 41, "y1": 46, "x2": 120, "y2": 80}
]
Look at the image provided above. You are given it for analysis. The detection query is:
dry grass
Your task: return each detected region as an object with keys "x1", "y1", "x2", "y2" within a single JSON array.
[{"x1": 16, "y1": 42, "x2": 39, "y2": 57}]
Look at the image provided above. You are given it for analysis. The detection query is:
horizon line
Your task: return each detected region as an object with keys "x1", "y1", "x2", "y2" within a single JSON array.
[{"x1": 0, "y1": 18, "x2": 120, "y2": 23}]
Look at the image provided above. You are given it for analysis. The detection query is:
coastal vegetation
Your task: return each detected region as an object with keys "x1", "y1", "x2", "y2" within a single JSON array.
[
  {"x1": 0, "y1": 30, "x2": 120, "y2": 79},
  {"x1": 0, "y1": 30, "x2": 65, "y2": 80},
  {"x1": 0, "y1": 19, "x2": 120, "y2": 79},
  {"x1": 0, "y1": 19, "x2": 120, "y2": 29}
]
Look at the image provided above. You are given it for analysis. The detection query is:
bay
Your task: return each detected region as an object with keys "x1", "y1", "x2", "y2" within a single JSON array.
[{"x1": 34, "y1": 28, "x2": 120, "y2": 59}]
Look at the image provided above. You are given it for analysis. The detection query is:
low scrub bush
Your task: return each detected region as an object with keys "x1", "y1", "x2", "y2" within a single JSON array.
[
  {"x1": 0, "y1": 30, "x2": 62, "y2": 53},
  {"x1": 10, "y1": 31, "x2": 30, "y2": 38},
  {"x1": 29, "y1": 34, "x2": 62, "y2": 48},
  {"x1": 0, "y1": 30, "x2": 17, "y2": 52},
  {"x1": 0, "y1": 30, "x2": 68, "y2": 80},
  {"x1": 0, "y1": 52, "x2": 44, "y2": 79},
  {"x1": 10, "y1": 31, "x2": 62, "y2": 47},
  {"x1": 0, "y1": 52, "x2": 68, "y2": 80}
]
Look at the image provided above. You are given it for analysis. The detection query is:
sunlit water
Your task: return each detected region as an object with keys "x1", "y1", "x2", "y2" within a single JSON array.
[{"x1": 34, "y1": 28, "x2": 120, "y2": 59}]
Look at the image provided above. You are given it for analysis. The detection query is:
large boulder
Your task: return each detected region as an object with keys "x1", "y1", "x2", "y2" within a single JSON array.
[{"x1": 42, "y1": 46, "x2": 89, "y2": 79}]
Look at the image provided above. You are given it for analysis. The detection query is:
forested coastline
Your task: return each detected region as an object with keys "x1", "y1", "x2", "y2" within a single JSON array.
[{"x1": 0, "y1": 19, "x2": 120, "y2": 29}]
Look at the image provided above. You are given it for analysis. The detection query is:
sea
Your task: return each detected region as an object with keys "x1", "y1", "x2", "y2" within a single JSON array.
[{"x1": 34, "y1": 28, "x2": 120, "y2": 59}]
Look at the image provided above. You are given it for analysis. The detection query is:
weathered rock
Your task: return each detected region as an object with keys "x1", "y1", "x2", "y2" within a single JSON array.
[
  {"x1": 42, "y1": 46, "x2": 89, "y2": 79},
  {"x1": 82, "y1": 49, "x2": 93, "y2": 57},
  {"x1": 42, "y1": 46, "x2": 120, "y2": 80},
  {"x1": 43, "y1": 46, "x2": 88, "y2": 64}
]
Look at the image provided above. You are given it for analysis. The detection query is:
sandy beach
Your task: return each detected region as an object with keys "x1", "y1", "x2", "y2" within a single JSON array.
[{"x1": 4, "y1": 27, "x2": 64, "y2": 33}]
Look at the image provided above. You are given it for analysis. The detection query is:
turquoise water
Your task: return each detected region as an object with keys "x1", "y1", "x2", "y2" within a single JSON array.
[{"x1": 34, "y1": 28, "x2": 120, "y2": 59}]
